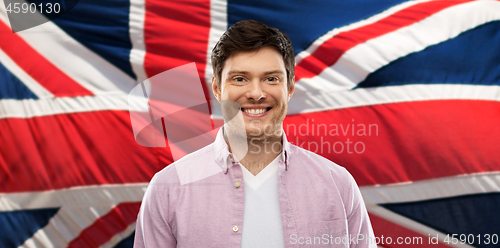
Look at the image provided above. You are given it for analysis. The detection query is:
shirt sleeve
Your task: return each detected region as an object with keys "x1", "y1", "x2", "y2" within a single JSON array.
[
  {"x1": 344, "y1": 169, "x2": 376, "y2": 248},
  {"x1": 134, "y1": 174, "x2": 177, "y2": 248}
]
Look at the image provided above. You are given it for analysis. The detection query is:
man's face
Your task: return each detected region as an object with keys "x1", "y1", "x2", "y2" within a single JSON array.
[{"x1": 212, "y1": 46, "x2": 294, "y2": 139}]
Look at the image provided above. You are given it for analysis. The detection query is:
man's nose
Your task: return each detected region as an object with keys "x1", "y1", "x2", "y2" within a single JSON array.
[{"x1": 246, "y1": 80, "x2": 266, "y2": 101}]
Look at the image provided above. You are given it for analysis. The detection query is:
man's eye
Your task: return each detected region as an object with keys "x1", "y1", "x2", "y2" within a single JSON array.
[
  {"x1": 234, "y1": 77, "x2": 245, "y2": 82},
  {"x1": 266, "y1": 77, "x2": 278, "y2": 82}
]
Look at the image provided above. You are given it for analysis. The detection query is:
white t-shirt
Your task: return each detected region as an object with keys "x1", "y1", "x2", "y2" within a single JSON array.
[{"x1": 240, "y1": 154, "x2": 285, "y2": 248}]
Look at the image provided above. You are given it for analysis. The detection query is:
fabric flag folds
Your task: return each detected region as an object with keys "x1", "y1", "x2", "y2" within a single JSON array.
[{"x1": 0, "y1": 0, "x2": 499, "y2": 247}]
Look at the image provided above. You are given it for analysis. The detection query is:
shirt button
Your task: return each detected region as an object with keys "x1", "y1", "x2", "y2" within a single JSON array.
[
  {"x1": 235, "y1": 181, "x2": 241, "y2": 188},
  {"x1": 233, "y1": 226, "x2": 239, "y2": 232},
  {"x1": 222, "y1": 164, "x2": 227, "y2": 170},
  {"x1": 230, "y1": 157, "x2": 235, "y2": 162}
]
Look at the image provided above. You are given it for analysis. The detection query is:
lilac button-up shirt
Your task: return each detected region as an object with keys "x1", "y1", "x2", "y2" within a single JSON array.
[{"x1": 134, "y1": 127, "x2": 375, "y2": 247}]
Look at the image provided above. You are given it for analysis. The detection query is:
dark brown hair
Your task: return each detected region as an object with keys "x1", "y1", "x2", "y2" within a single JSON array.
[{"x1": 211, "y1": 20, "x2": 295, "y2": 90}]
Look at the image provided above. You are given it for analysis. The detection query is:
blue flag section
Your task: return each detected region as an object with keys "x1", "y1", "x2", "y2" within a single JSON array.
[
  {"x1": 0, "y1": 208, "x2": 59, "y2": 248},
  {"x1": 45, "y1": 0, "x2": 136, "y2": 79},
  {"x1": 227, "y1": 0, "x2": 409, "y2": 55},
  {"x1": 382, "y1": 193, "x2": 500, "y2": 248},
  {"x1": 113, "y1": 232, "x2": 136, "y2": 248},
  {"x1": 0, "y1": 62, "x2": 39, "y2": 100}
]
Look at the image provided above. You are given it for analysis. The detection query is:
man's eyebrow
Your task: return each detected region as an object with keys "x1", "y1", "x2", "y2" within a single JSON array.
[
  {"x1": 263, "y1": 70, "x2": 285, "y2": 75},
  {"x1": 226, "y1": 69, "x2": 285, "y2": 76},
  {"x1": 227, "y1": 70, "x2": 249, "y2": 75}
]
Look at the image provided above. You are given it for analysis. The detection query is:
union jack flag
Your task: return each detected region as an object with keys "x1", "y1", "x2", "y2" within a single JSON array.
[{"x1": 0, "y1": 0, "x2": 499, "y2": 247}]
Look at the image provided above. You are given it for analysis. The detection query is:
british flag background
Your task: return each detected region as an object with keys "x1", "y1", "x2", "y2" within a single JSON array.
[{"x1": 1, "y1": 0, "x2": 499, "y2": 247}]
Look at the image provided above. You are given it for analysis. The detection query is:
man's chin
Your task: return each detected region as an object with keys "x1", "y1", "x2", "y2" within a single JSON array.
[{"x1": 245, "y1": 126, "x2": 282, "y2": 140}]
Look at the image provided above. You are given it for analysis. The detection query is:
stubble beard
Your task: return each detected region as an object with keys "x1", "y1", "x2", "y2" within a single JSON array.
[
  {"x1": 222, "y1": 100, "x2": 288, "y2": 158},
  {"x1": 246, "y1": 103, "x2": 287, "y2": 147}
]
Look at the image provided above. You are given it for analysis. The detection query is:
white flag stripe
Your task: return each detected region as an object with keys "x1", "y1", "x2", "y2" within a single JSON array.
[
  {"x1": 0, "y1": 94, "x2": 148, "y2": 119},
  {"x1": 287, "y1": 84, "x2": 500, "y2": 115},
  {"x1": 204, "y1": 0, "x2": 228, "y2": 85},
  {"x1": 360, "y1": 172, "x2": 500, "y2": 205},
  {"x1": 129, "y1": 0, "x2": 148, "y2": 83},
  {"x1": 0, "y1": 183, "x2": 148, "y2": 211}
]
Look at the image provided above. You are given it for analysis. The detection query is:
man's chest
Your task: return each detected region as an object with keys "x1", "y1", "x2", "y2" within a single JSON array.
[{"x1": 168, "y1": 176, "x2": 349, "y2": 247}]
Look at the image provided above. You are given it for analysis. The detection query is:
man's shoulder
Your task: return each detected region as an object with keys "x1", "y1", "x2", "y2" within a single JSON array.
[
  {"x1": 288, "y1": 143, "x2": 352, "y2": 180},
  {"x1": 151, "y1": 143, "x2": 219, "y2": 186}
]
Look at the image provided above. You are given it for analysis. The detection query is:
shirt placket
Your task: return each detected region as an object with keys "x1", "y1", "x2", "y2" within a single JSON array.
[{"x1": 227, "y1": 154, "x2": 245, "y2": 247}]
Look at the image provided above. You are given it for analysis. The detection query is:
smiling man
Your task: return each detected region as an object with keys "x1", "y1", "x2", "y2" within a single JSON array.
[{"x1": 134, "y1": 20, "x2": 375, "y2": 247}]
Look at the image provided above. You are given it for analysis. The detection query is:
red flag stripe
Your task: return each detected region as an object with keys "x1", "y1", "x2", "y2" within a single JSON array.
[
  {"x1": 144, "y1": 0, "x2": 214, "y2": 128},
  {"x1": 143, "y1": 0, "x2": 213, "y2": 125},
  {"x1": 0, "y1": 110, "x2": 172, "y2": 193},
  {"x1": 284, "y1": 99, "x2": 500, "y2": 186},
  {"x1": 67, "y1": 202, "x2": 141, "y2": 248},
  {"x1": 2, "y1": 99, "x2": 498, "y2": 192},
  {"x1": 143, "y1": 0, "x2": 211, "y2": 77},
  {"x1": 0, "y1": 21, "x2": 94, "y2": 97},
  {"x1": 295, "y1": 0, "x2": 475, "y2": 81}
]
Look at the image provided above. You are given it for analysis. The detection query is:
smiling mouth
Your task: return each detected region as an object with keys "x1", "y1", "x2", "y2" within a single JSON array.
[{"x1": 241, "y1": 107, "x2": 272, "y2": 115}]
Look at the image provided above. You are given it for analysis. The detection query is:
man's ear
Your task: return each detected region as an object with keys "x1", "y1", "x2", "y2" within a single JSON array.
[
  {"x1": 288, "y1": 76, "x2": 295, "y2": 101},
  {"x1": 212, "y1": 76, "x2": 221, "y2": 102}
]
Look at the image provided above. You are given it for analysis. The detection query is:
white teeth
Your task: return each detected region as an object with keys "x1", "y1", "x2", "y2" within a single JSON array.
[{"x1": 243, "y1": 108, "x2": 267, "y2": 114}]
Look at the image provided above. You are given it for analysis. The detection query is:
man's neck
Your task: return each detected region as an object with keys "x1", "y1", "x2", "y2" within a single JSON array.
[
  {"x1": 240, "y1": 137, "x2": 282, "y2": 175},
  {"x1": 223, "y1": 127, "x2": 282, "y2": 176}
]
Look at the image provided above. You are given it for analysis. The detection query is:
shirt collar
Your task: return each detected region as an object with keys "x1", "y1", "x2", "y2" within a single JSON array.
[{"x1": 214, "y1": 126, "x2": 292, "y2": 174}]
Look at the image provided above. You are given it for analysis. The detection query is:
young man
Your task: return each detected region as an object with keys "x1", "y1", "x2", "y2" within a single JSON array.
[{"x1": 135, "y1": 20, "x2": 375, "y2": 247}]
